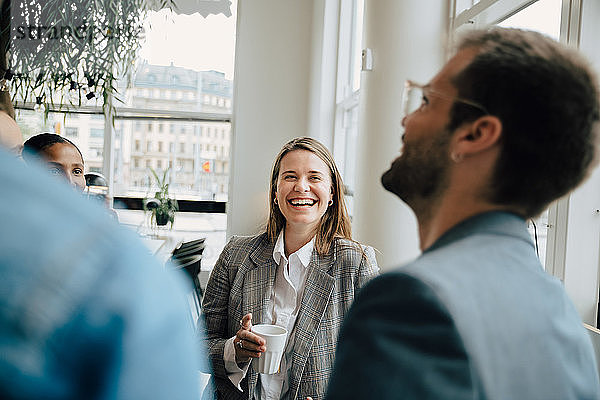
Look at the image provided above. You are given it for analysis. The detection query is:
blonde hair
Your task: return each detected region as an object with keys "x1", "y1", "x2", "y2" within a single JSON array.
[{"x1": 266, "y1": 137, "x2": 351, "y2": 254}]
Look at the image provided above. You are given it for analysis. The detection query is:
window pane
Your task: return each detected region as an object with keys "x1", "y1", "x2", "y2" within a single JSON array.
[
  {"x1": 351, "y1": 0, "x2": 365, "y2": 92},
  {"x1": 16, "y1": 110, "x2": 105, "y2": 175},
  {"x1": 113, "y1": 119, "x2": 230, "y2": 202},
  {"x1": 456, "y1": 0, "x2": 476, "y2": 17},
  {"x1": 498, "y1": 0, "x2": 561, "y2": 40}
]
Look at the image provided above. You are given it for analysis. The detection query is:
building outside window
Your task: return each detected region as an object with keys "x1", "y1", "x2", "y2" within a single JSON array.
[
  {"x1": 65, "y1": 127, "x2": 78, "y2": 138},
  {"x1": 90, "y1": 128, "x2": 104, "y2": 138}
]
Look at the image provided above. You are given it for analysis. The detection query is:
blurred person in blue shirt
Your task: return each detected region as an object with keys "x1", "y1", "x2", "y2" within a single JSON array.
[{"x1": 0, "y1": 146, "x2": 209, "y2": 399}]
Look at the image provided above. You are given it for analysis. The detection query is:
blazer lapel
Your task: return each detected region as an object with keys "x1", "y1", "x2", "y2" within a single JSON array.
[
  {"x1": 287, "y1": 245, "x2": 335, "y2": 398},
  {"x1": 243, "y1": 238, "x2": 277, "y2": 324},
  {"x1": 236, "y1": 234, "x2": 277, "y2": 397}
]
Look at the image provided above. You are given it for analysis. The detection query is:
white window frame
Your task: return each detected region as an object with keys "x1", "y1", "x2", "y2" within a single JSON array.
[{"x1": 333, "y1": 0, "x2": 364, "y2": 199}]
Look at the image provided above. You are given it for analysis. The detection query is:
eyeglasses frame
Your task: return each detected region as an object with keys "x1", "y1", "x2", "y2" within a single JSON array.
[{"x1": 402, "y1": 79, "x2": 489, "y2": 119}]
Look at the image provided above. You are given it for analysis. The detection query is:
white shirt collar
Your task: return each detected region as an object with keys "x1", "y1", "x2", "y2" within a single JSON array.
[{"x1": 272, "y1": 230, "x2": 314, "y2": 268}]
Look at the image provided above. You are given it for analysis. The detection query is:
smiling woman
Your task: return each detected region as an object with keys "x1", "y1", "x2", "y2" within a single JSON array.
[{"x1": 201, "y1": 136, "x2": 379, "y2": 400}]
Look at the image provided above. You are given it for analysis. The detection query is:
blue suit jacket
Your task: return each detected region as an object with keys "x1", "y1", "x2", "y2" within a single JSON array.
[{"x1": 327, "y1": 212, "x2": 600, "y2": 399}]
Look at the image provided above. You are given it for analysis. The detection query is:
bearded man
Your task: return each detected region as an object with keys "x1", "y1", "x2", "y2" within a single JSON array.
[{"x1": 326, "y1": 28, "x2": 600, "y2": 400}]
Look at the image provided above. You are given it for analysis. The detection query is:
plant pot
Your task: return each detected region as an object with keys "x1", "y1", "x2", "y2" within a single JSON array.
[{"x1": 155, "y1": 211, "x2": 171, "y2": 226}]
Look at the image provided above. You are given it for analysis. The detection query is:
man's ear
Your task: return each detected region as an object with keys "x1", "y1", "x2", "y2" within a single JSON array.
[{"x1": 452, "y1": 115, "x2": 502, "y2": 157}]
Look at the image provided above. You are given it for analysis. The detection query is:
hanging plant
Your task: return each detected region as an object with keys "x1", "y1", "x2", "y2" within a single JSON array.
[{"x1": 1, "y1": 0, "x2": 176, "y2": 116}]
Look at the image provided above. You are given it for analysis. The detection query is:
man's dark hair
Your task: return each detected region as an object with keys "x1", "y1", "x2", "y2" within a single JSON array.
[
  {"x1": 448, "y1": 28, "x2": 600, "y2": 217},
  {"x1": 22, "y1": 132, "x2": 83, "y2": 163}
]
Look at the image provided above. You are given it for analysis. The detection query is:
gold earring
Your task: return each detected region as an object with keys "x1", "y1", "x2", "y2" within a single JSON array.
[
  {"x1": 328, "y1": 199, "x2": 333, "y2": 206},
  {"x1": 274, "y1": 198, "x2": 278, "y2": 205}
]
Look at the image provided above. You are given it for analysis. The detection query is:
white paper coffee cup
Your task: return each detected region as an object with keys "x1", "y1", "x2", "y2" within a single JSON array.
[{"x1": 251, "y1": 324, "x2": 288, "y2": 374}]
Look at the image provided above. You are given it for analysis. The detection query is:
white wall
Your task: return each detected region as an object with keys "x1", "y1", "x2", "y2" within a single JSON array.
[
  {"x1": 352, "y1": 0, "x2": 449, "y2": 270},
  {"x1": 227, "y1": 0, "x2": 316, "y2": 237}
]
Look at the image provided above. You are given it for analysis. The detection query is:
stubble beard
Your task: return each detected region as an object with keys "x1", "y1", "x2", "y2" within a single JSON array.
[{"x1": 381, "y1": 131, "x2": 451, "y2": 215}]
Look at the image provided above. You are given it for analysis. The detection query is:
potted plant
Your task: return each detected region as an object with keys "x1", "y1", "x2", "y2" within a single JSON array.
[{"x1": 145, "y1": 167, "x2": 178, "y2": 228}]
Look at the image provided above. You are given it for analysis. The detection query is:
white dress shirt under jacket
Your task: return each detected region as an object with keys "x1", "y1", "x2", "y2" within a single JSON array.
[{"x1": 223, "y1": 231, "x2": 313, "y2": 399}]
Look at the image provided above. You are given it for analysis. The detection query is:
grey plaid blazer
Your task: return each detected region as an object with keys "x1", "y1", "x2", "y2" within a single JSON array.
[{"x1": 201, "y1": 232, "x2": 378, "y2": 400}]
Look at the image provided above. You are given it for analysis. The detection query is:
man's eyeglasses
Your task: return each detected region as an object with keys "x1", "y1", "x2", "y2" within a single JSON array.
[{"x1": 401, "y1": 80, "x2": 489, "y2": 120}]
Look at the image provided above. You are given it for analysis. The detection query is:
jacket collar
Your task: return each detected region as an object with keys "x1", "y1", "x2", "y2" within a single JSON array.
[
  {"x1": 249, "y1": 231, "x2": 336, "y2": 273},
  {"x1": 425, "y1": 211, "x2": 533, "y2": 254}
]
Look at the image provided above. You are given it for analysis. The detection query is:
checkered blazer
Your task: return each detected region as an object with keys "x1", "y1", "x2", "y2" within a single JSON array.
[{"x1": 201, "y1": 232, "x2": 378, "y2": 400}]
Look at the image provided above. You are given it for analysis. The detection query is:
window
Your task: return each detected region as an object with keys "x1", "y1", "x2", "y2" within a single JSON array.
[
  {"x1": 89, "y1": 146, "x2": 103, "y2": 158},
  {"x1": 449, "y1": 0, "x2": 600, "y2": 326},
  {"x1": 158, "y1": 141, "x2": 163, "y2": 152},
  {"x1": 25, "y1": 1, "x2": 240, "y2": 272},
  {"x1": 454, "y1": 0, "x2": 561, "y2": 271},
  {"x1": 65, "y1": 127, "x2": 78, "y2": 137},
  {"x1": 180, "y1": 142, "x2": 185, "y2": 153},
  {"x1": 90, "y1": 128, "x2": 104, "y2": 138},
  {"x1": 333, "y1": 0, "x2": 365, "y2": 210}
]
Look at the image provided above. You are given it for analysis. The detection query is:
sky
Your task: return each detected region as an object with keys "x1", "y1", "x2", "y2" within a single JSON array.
[{"x1": 138, "y1": 1, "x2": 237, "y2": 79}]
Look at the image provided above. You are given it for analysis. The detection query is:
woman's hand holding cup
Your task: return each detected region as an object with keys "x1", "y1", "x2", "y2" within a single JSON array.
[{"x1": 234, "y1": 313, "x2": 266, "y2": 366}]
